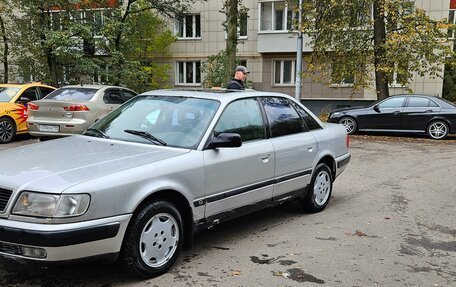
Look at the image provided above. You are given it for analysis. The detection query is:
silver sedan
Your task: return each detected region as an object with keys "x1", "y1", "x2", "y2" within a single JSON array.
[
  {"x1": 26, "y1": 85, "x2": 137, "y2": 139},
  {"x1": 0, "y1": 89, "x2": 350, "y2": 278}
]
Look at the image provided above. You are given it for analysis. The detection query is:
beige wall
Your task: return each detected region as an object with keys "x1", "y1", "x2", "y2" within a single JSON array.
[{"x1": 163, "y1": 0, "x2": 449, "y2": 100}]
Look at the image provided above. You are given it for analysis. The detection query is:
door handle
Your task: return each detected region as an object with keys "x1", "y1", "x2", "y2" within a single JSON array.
[
  {"x1": 307, "y1": 147, "x2": 313, "y2": 152},
  {"x1": 260, "y1": 153, "x2": 271, "y2": 163}
]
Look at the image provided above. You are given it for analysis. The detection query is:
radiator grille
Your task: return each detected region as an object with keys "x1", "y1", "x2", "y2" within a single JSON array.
[
  {"x1": 0, "y1": 188, "x2": 13, "y2": 212},
  {"x1": 0, "y1": 241, "x2": 22, "y2": 256}
]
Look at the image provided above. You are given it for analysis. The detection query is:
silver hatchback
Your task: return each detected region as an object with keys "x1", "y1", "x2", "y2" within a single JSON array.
[
  {"x1": 26, "y1": 85, "x2": 137, "y2": 139},
  {"x1": 0, "y1": 89, "x2": 350, "y2": 278}
]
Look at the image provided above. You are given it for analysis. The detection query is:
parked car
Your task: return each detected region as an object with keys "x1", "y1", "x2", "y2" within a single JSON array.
[
  {"x1": 27, "y1": 85, "x2": 137, "y2": 139},
  {"x1": 0, "y1": 82, "x2": 56, "y2": 143},
  {"x1": 0, "y1": 89, "x2": 350, "y2": 278},
  {"x1": 328, "y1": 94, "x2": 456, "y2": 140}
]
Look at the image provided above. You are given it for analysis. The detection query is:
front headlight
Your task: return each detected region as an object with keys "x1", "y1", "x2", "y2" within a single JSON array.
[{"x1": 13, "y1": 192, "x2": 90, "y2": 218}]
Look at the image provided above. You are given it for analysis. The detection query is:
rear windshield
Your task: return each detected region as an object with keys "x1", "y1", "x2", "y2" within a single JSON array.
[
  {"x1": 44, "y1": 88, "x2": 98, "y2": 101},
  {"x1": 0, "y1": 87, "x2": 20, "y2": 102}
]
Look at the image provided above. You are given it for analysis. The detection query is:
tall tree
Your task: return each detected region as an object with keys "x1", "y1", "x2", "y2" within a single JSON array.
[
  {"x1": 9, "y1": 0, "x2": 199, "y2": 88},
  {"x1": 0, "y1": 0, "x2": 12, "y2": 83},
  {"x1": 299, "y1": 0, "x2": 454, "y2": 100},
  {"x1": 224, "y1": 0, "x2": 238, "y2": 85}
]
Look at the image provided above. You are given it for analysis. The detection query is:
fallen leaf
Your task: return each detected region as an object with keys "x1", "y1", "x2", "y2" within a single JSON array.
[
  {"x1": 355, "y1": 230, "x2": 367, "y2": 237},
  {"x1": 231, "y1": 270, "x2": 241, "y2": 276},
  {"x1": 384, "y1": 217, "x2": 391, "y2": 220}
]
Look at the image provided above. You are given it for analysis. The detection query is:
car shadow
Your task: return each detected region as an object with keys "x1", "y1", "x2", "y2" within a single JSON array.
[
  {"x1": 0, "y1": 201, "x2": 311, "y2": 285},
  {"x1": 353, "y1": 131, "x2": 456, "y2": 141}
]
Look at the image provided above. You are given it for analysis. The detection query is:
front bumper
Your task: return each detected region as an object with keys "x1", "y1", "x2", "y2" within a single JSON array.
[{"x1": 0, "y1": 214, "x2": 131, "y2": 261}]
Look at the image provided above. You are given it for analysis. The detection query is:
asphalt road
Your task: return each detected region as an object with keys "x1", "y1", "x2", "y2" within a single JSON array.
[{"x1": 0, "y1": 134, "x2": 455, "y2": 287}]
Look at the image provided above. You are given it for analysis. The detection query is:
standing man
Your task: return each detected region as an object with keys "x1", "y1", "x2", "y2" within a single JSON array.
[{"x1": 226, "y1": 65, "x2": 249, "y2": 90}]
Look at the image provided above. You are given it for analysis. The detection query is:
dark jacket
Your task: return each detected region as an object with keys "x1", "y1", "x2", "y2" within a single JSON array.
[{"x1": 226, "y1": 79, "x2": 245, "y2": 90}]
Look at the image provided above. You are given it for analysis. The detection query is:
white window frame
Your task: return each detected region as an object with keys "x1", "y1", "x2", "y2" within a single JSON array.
[
  {"x1": 273, "y1": 59, "x2": 296, "y2": 86},
  {"x1": 176, "y1": 61, "x2": 201, "y2": 86},
  {"x1": 388, "y1": 63, "x2": 407, "y2": 88},
  {"x1": 258, "y1": 1, "x2": 297, "y2": 32},
  {"x1": 175, "y1": 14, "x2": 201, "y2": 39}
]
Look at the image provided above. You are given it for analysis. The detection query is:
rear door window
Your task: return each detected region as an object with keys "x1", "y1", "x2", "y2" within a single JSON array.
[
  {"x1": 19, "y1": 87, "x2": 39, "y2": 102},
  {"x1": 45, "y1": 88, "x2": 98, "y2": 101},
  {"x1": 406, "y1": 97, "x2": 439, "y2": 108},
  {"x1": 261, "y1": 97, "x2": 305, "y2": 137},
  {"x1": 104, "y1": 89, "x2": 124, "y2": 104},
  {"x1": 39, "y1": 87, "x2": 56, "y2": 98},
  {"x1": 291, "y1": 102, "x2": 322, "y2": 131}
]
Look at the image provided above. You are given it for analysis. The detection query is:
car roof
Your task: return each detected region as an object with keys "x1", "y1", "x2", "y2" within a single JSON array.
[
  {"x1": 59, "y1": 84, "x2": 131, "y2": 90},
  {"x1": 141, "y1": 88, "x2": 295, "y2": 104},
  {"x1": 0, "y1": 82, "x2": 55, "y2": 89}
]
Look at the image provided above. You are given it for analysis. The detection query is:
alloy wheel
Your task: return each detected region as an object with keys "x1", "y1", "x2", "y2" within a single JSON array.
[
  {"x1": 139, "y1": 213, "x2": 179, "y2": 268},
  {"x1": 428, "y1": 121, "x2": 448, "y2": 140},
  {"x1": 339, "y1": 117, "x2": 356, "y2": 134},
  {"x1": 313, "y1": 170, "x2": 331, "y2": 206},
  {"x1": 0, "y1": 119, "x2": 14, "y2": 143}
]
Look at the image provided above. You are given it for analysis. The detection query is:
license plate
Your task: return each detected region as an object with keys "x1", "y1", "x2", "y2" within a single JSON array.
[{"x1": 38, "y1": 125, "x2": 59, "y2": 132}]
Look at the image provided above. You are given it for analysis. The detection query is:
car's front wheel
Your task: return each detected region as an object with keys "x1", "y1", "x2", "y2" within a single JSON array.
[
  {"x1": 427, "y1": 120, "x2": 449, "y2": 140},
  {"x1": 121, "y1": 200, "x2": 183, "y2": 278},
  {"x1": 301, "y1": 163, "x2": 333, "y2": 213},
  {"x1": 338, "y1": 117, "x2": 357, "y2": 135},
  {"x1": 0, "y1": 117, "x2": 16, "y2": 144}
]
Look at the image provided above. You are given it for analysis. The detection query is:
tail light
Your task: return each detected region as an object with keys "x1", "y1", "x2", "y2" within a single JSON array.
[
  {"x1": 28, "y1": 103, "x2": 39, "y2": 110},
  {"x1": 63, "y1": 105, "x2": 90, "y2": 111},
  {"x1": 346, "y1": 135, "x2": 350, "y2": 148}
]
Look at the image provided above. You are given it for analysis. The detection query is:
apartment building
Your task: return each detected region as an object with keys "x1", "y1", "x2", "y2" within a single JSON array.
[{"x1": 160, "y1": 0, "x2": 451, "y2": 110}]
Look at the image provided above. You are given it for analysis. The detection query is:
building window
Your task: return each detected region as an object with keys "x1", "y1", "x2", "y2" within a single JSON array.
[
  {"x1": 273, "y1": 60, "x2": 295, "y2": 85},
  {"x1": 331, "y1": 62, "x2": 354, "y2": 86},
  {"x1": 449, "y1": 5, "x2": 456, "y2": 39},
  {"x1": 224, "y1": 12, "x2": 248, "y2": 39},
  {"x1": 239, "y1": 12, "x2": 248, "y2": 38},
  {"x1": 388, "y1": 62, "x2": 408, "y2": 87},
  {"x1": 260, "y1": 1, "x2": 297, "y2": 31},
  {"x1": 176, "y1": 14, "x2": 201, "y2": 39},
  {"x1": 177, "y1": 61, "x2": 201, "y2": 85}
]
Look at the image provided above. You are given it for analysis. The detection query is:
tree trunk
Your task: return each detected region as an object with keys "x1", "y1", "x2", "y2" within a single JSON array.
[
  {"x1": 373, "y1": 0, "x2": 389, "y2": 100},
  {"x1": 0, "y1": 15, "x2": 8, "y2": 83},
  {"x1": 225, "y1": 0, "x2": 238, "y2": 86}
]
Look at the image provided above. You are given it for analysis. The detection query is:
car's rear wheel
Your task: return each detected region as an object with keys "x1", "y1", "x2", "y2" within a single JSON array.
[
  {"x1": 427, "y1": 120, "x2": 449, "y2": 140},
  {"x1": 121, "y1": 200, "x2": 183, "y2": 278},
  {"x1": 0, "y1": 117, "x2": 16, "y2": 144},
  {"x1": 338, "y1": 117, "x2": 357, "y2": 135},
  {"x1": 301, "y1": 163, "x2": 333, "y2": 213}
]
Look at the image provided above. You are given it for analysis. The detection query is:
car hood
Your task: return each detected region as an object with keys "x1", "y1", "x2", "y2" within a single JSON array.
[{"x1": 0, "y1": 135, "x2": 190, "y2": 193}]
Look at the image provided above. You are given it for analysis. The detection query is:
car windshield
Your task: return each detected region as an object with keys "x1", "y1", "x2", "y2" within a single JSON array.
[
  {"x1": 85, "y1": 95, "x2": 220, "y2": 149},
  {"x1": 44, "y1": 88, "x2": 98, "y2": 101},
  {"x1": 0, "y1": 87, "x2": 21, "y2": 102}
]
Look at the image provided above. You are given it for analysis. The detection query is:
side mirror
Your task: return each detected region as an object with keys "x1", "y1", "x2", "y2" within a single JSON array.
[
  {"x1": 207, "y1": 133, "x2": 242, "y2": 149},
  {"x1": 373, "y1": 105, "x2": 380, "y2": 112}
]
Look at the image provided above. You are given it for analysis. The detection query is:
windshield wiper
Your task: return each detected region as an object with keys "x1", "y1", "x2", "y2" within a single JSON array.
[
  {"x1": 124, "y1": 129, "x2": 167, "y2": 146},
  {"x1": 85, "y1": 128, "x2": 110, "y2": 139}
]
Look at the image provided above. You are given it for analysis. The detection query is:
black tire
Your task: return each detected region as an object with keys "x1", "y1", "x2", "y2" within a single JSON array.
[
  {"x1": 0, "y1": 117, "x2": 16, "y2": 144},
  {"x1": 427, "y1": 120, "x2": 449, "y2": 140},
  {"x1": 301, "y1": 163, "x2": 333, "y2": 213},
  {"x1": 121, "y1": 201, "x2": 183, "y2": 278},
  {"x1": 338, "y1": 116, "x2": 357, "y2": 135}
]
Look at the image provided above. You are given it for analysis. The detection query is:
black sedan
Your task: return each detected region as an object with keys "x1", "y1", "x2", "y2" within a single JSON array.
[{"x1": 328, "y1": 95, "x2": 456, "y2": 140}]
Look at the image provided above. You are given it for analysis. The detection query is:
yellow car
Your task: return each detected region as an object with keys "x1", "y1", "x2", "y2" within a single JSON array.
[{"x1": 0, "y1": 83, "x2": 56, "y2": 143}]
